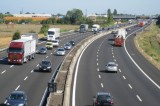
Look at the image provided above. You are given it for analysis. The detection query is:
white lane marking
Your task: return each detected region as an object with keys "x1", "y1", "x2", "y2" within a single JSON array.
[
  {"x1": 24, "y1": 76, "x2": 28, "y2": 81},
  {"x1": 119, "y1": 69, "x2": 121, "y2": 72},
  {"x1": 97, "y1": 63, "x2": 99, "y2": 66},
  {"x1": 98, "y1": 75, "x2": 101, "y2": 79},
  {"x1": 54, "y1": 50, "x2": 56, "y2": 52},
  {"x1": 114, "y1": 59, "x2": 116, "y2": 62},
  {"x1": 123, "y1": 76, "x2": 126, "y2": 79},
  {"x1": 10, "y1": 65, "x2": 14, "y2": 68},
  {"x1": 112, "y1": 52, "x2": 114, "y2": 55},
  {"x1": 97, "y1": 59, "x2": 98, "y2": 61},
  {"x1": 97, "y1": 51, "x2": 99, "y2": 54},
  {"x1": 128, "y1": 84, "x2": 133, "y2": 89},
  {"x1": 97, "y1": 55, "x2": 98, "y2": 58},
  {"x1": 136, "y1": 95, "x2": 142, "y2": 102},
  {"x1": 50, "y1": 53, "x2": 53, "y2": 55},
  {"x1": 46, "y1": 56, "x2": 48, "y2": 58},
  {"x1": 37, "y1": 64, "x2": 39, "y2": 67},
  {"x1": 31, "y1": 70, "x2": 34, "y2": 73},
  {"x1": 101, "y1": 83, "x2": 104, "y2": 88},
  {"x1": 124, "y1": 30, "x2": 160, "y2": 90},
  {"x1": 1, "y1": 70, "x2": 6, "y2": 74},
  {"x1": 4, "y1": 100, "x2": 7, "y2": 104},
  {"x1": 15, "y1": 85, "x2": 20, "y2": 91},
  {"x1": 113, "y1": 55, "x2": 115, "y2": 58},
  {"x1": 97, "y1": 68, "x2": 100, "y2": 72}
]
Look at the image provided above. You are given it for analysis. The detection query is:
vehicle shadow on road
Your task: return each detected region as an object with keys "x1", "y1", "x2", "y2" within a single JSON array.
[
  {"x1": 100, "y1": 70, "x2": 117, "y2": 73},
  {"x1": 33, "y1": 69, "x2": 51, "y2": 73},
  {"x1": 0, "y1": 58, "x2": 9, "y2": 65}
]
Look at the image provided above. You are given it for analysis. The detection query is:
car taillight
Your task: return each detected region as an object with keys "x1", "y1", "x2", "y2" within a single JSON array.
[
  {"x1": 110, "y1": 99, "x2": 113, "y2": 104},
  {"x1": 95, "y1": 99, "x2": 98, "y2": 104}
]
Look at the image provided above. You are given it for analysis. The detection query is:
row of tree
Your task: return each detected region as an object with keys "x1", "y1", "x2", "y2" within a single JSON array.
[{"x1": 1, "y1": 8, "x2": 116, "y2": 26}]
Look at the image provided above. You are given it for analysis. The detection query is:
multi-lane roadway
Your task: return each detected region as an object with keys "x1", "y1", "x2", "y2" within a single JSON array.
[
  {"x1": 0, "y1": 31, "x2": 94, "y2": 106},
  {"x1": 73, "y1": 25, "x2": 160, "y2": 106}
]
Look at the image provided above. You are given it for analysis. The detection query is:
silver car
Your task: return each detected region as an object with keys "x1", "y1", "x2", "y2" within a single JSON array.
[
  {"x1": 56, "y1": 48, "x2": 66, "y2": 56},
  {"x1": 105, "y1": 62, "x2": 118, "y2": 73},
  {"x1": 64, "y1": 43, "x2": 72, "y2": 50}
]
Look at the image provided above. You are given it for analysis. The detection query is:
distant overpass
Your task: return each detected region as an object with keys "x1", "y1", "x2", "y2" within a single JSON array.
[
  {"x1": 113, "y1": 15, "x2": 136, "y2": 19},
  {"x1": 113, "y1": 15, "x2": 155, "y2": 20}
]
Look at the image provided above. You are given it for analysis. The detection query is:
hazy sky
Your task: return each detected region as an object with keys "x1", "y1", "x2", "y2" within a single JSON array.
[{"x1": 1, "y1": 0, "x2": 159, "y2": 15}]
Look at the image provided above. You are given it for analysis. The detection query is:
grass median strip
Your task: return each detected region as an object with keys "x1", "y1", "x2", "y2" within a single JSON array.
[{"x1": 135, "y1": 24, "x2": 160, "y2": 69}]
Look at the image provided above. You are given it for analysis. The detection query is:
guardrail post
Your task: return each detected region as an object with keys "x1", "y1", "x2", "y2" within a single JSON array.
[{"x1": 48, "y1": 82, "x2": 57, "y2": 92}]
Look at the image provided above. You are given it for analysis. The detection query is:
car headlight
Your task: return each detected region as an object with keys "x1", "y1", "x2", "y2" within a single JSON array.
[
  {"x1": 47, "y1": 67, "x2": 51, "y2": 69},
  {"x1": 18, "y1": 104, "x2": 24, "y2": 106},
  {"x1": 6, "y1": 103, "x2": 10, "y2": 105}
]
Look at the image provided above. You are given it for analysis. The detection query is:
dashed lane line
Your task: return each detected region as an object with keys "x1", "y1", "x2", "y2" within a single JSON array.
[
  {"x1": 15, "y1": 85, "x2": 20, "y2": 91},
  {"x1": 97, "y1": 68, "x2": 100, "y2": 72},
  {"x1": 24, "y1": 76, "x2": 28, "y2": 81},
  {"x1": 1, "y1": 70, "x2": 6, "y2": 75},
  {"x1": 98, "y1": 75, "x2": 101, "y2": 79},
  {"x1": 10, "y1": 65, "x2": 14, "y2": 68},
  {"x1": 119, "y1": 69, "x2": 121, "y2": 72},
  {"x1": 136, "y1": 95, "x2": 142, "y2": 102},
  {"x1": 128, "y1": 84, "x2": 133, "y2": 89},
  {"x1": 123, "y1": 76, "x2": 126, "y2": 79},
  {"x1": 101, "y1": 83, "x2": 104, "y2": 88}
]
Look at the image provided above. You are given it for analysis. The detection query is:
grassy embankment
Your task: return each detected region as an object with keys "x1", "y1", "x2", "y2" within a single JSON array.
[
  {"x1": 135, "y1": 23, "x2": 160, "y2": 70},
  {"x1": 0, "y1": 24, "x2": 79, "y2": 49}
]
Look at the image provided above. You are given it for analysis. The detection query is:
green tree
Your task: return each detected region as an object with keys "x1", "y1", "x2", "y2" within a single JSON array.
[
  {"x1": 39, "y1": 24, "x2": 49, "y2": 36},
  {"x1": 66, "y1": 9, "x2": 83, "y2": 24},
  {"x1": 12, "y1": 31, "x2": 21, "y2": 40},
  {"x1": 113, "y1": 9, "x2": 117, "y2": 15},
  {"x1": 107, "y1": 9, "x2": 114, "y2": 24}
]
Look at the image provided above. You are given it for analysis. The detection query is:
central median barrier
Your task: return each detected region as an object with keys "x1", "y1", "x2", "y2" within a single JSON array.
[{"x1": 46, "y1": 24, "x2": 136, "y2": 106}]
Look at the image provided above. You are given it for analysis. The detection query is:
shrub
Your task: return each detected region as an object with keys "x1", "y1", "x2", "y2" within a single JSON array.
[
  {"x1": 12, "y1": 30, "x2": 21, "y2": 40},
  {"x1": 39, "y1": 24, "x2": 49, "y2": 36}
]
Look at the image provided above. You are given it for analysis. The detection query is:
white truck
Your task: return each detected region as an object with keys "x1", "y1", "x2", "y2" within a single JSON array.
[
  {"x1": 21, "y1": 33, "x2": 38, "y2": 44},
  {"x1": 8, "y1": 39, "x2": 36, "y2": 64},
  {"x1": 115, "y1": 28, "x2": 127, "y2": 39},
  {"x1": 47, "y1": 28, "x2": 60, "y2": 41},
  {"x1": 79, "y1": 24, "x2": 89, "y2": 33},
  {"x1": 92, "y1": 24, "x2": 100, "y2": 32}
]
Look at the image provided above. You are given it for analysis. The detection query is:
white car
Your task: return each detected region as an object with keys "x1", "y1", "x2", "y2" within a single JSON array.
[
  {"x1": 56, "y1": 48, "x2": 65, "y2": 56},
  {"x1": 105, "y1": 62, "x2": 118, "y2": 73},
  {"x1": 52, "y1": 40, "x2": 59, "y2": 47}
]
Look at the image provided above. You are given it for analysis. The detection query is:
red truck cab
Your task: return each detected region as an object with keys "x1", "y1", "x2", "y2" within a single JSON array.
[
  {"x1": 8, "y1": 41, "x2": 24, "y2": 64},
  {"x1": 114, "y1": 37, "x2": 124, "y2": 47}
]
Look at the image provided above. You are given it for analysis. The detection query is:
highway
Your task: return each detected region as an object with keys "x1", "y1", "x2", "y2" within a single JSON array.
[
  {"x1": 0, "y1": 31, "x2": 94, "y2": 106},
  {"x1": 73, "y1": 25, "x2": 160, "y2": 106}
]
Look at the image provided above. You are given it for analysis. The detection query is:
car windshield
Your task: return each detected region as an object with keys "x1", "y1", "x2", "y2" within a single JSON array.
[
  {"x1": 8, "y1": 48, "x2": 23, "y2": 53},
  {"x1": 40, "y1": 48, "x2": 46, "y2": 50},
  {"x1": 97, "y1": 95, "x2": 111, "y2": 101},
  {"x1": 65, "y1": 44, "x2": 70, "y2": 46},
  {"x1": 48, "y1": 31, "x2": 54, "y2": 35},
  {"x1": 46, "y1": 43, "x2": 52, "y2": 45},
  {"x1": 42, "y1": 61, "x2": 51, "y2": 66},
  {"x1": 58, "y1": 49, "x2": 64, "y2": 51},
  {"x1": 108, "y1": 63, "x2": 116, "y2": 67},
  {"x1": 53, "y1": 41, "x2": 58, "y2": 43},
  {"x1": 9, "y1": 94, "x2": 24, "y2": 100}
]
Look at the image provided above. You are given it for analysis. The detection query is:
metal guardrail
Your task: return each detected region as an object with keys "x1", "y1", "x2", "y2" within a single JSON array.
[{"x1": 39, "y1": 61, "x2": 63, "y2": 106}]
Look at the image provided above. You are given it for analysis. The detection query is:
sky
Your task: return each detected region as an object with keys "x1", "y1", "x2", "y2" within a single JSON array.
[{"x1": 1, "y1": 0, "x2": 160, "y2": 16}]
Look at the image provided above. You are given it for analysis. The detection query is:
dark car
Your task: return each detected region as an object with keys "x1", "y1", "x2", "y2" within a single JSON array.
[
  {"x1": 93, "y1": 92, "x2": 113, "y2": 106},
  {"x1": 69, "y1": 40, "x2": 75, "y2": 46},
  {"x1": 38, "y1": 47, "x2": 47, "y2": 54},
  {"x1": 6, "y1": 91, "x2": 27, "y2": 106},
  {"x1": 39, "y1": 60, "x2": 52, "y2": 72}
]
